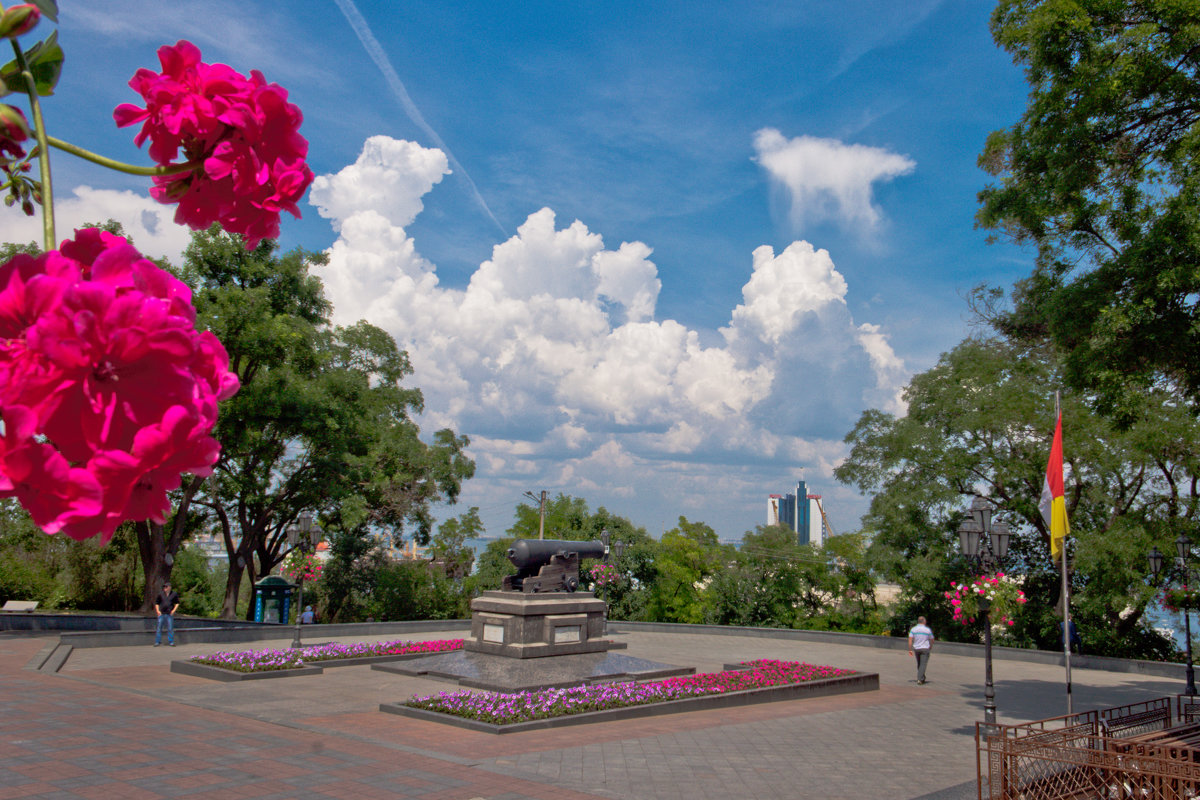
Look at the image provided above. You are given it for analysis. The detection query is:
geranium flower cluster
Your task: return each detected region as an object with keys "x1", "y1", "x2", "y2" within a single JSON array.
[
  {"x1": 280, "y1": 550, "x2": 323, "y2": 583},
  {"x1": 945, "y1": 573, "x2": 1028, "y2": 627},
  {"x1": 114, "y1": 40, "x2": 314, "y2": 250},
  {"x1": 589, "y1": 563, "x2": 619, "y2": 587},
  {"x1": 0, "y1": 229, "x2": 239, "y2": 541},
  {"x1": 191, "y1": 638, "x2": 463, "y2": 673},
  {"x1": 405, "y1": 660, "x2": 856, "y2": 725}
]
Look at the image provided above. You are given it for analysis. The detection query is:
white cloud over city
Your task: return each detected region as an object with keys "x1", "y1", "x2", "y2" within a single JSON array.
[{"x1": 309, "y1": 135, "x2": 911, "y2": 536}]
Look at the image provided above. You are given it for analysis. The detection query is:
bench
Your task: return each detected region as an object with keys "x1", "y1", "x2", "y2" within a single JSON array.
[{"x1": 1, "y1": 600, "x2": 38, "y2": 612}]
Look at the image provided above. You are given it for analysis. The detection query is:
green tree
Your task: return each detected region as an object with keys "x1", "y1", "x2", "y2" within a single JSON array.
[
  {"x1": 470, "y1": 537, "x2": 516, "y2": 593},
  {"x1": 179, "y1": 228, "x2": 474, "y2": 618},
  {"x1": 430, "y1": 507, "x2": 482, "y2": 578},
  {"x1": 0, "y1": 502, "x2": 146, "y2": 612},
  {"x1": 644, "y1": 517, "x2": 730, "y2": 624},
  {"x1": 312, "y1": 526, "x2": 386, "y2": 622},
  {"x1": 835, "y1": 335, "x2": 1193, "y2": 657},
  {"x1": 706, "y1": 524, "x2": 826, "y2": 629},
  {"x1": 978, "y1": 0, "x2": 1200, "y2": 419},
  {"x1": 371, "y1": 560, "x2": 469, "y2": 621}
]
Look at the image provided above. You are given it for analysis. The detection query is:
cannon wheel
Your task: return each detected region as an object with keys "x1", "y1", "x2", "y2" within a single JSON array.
[{"x1": 564, "y1": 576, "x2": 578, "y2": 593}]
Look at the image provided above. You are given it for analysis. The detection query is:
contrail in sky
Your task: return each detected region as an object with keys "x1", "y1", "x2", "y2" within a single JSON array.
[{"x1": 332, "y1": 0, "x2": 507, "y2": 237}]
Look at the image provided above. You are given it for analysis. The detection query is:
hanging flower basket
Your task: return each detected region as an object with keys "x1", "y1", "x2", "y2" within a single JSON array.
[
  {"x1": 589, "y1": 563, "x2": 619, "y2": 587},
  {"x1": 1161, "y1": 587, "x2": 1200, "y2": 612},
  {"x1": 944, "y1": 573, "x2": 1028, "y2": 627},
  {"x1": 280, "y1": 550, "x2": 323, "y2": 583}
]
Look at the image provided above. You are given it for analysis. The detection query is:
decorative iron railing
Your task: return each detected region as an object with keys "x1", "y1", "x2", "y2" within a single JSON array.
[{"x1": 976, "y1": 696, "x2": 1200, "y2": 800}]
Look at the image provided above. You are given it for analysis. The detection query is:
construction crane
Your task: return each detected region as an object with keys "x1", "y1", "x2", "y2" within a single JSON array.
[{"x1": 807, "y1": 494, "x2": 836, "y2": 542}]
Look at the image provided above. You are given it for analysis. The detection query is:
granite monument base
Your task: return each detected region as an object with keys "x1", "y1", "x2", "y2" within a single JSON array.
[
  {"x1": 465, "y1": 590, "x2": 613, "y2": 658},
  {"x1": 372, "y1": 648, "x2": 694, "y2": 692},
  {"x1": 371, "y1": 589, "x2": 691, "y2": 692}
]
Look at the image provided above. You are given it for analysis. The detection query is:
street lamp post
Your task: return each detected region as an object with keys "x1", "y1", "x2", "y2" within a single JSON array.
[
  {"x1": 1149, "y1": 534, "x2": 1198, "y2": 696},
  {"x1": 598, "y1": 530, "x2": 624, "y2": 635},
  {"x1": 609, "y1": 538, "x2": 624, "y2": 635},
  {"x1": 957, "y1": 496, "x2": 1011, "y2": 728},
  {"x1": 287, "y1": 512, "x2": 321, "y2": 650},
  {"x1": 600, "y1": 529, "x2": 611, "y2": 615}
]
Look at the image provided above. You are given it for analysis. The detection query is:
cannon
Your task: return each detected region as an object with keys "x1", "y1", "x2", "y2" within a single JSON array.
[{"x1": 503, "y1": 538, "x2": 607, "y2": 593}]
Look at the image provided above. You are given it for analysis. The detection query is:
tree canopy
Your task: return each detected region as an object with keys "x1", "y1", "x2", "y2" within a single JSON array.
[
  {"x1": 978, "y1": 0, "x2": 1200, "y2": 418},
  {"x1": 180, "y1": 228, "x2": 474, "y2": 617},
  {"x1": 835, "y1": 334, "x2": 1196, "y2": 656}
]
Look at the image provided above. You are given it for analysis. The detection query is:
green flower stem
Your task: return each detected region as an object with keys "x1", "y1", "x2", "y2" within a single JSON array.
[
  {"x1": 11, "y1": 37, "x2": 52, "y2": 250},
  {"x1": 45, "y1": 136, "x2": 199, "y2": 177}
]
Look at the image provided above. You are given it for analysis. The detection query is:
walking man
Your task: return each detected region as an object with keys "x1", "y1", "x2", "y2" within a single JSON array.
[
  {"x1": 154, "y1": 580, "x2": 180, "y2": 647},
  {"x1": 908, "y1": 615, "x2": 934, "y2": 684}
]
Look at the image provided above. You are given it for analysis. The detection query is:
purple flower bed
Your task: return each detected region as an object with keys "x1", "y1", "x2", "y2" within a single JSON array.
[
  {"x1": 191, "y1": 638, "x2": 463, "y2": 673},
  {"x1": 405, "y1": 659, "x2": 855, "y2": 725}
]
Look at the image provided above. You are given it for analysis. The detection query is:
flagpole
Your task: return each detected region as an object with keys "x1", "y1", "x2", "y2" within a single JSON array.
[{"x1": 1057, "y1": 391, "x2": 1073, "y2": 715}]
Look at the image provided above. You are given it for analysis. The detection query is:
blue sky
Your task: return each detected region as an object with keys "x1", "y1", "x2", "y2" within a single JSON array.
[{"x1": 0, "y1": 1, "x2": 1034, "y2": 541}]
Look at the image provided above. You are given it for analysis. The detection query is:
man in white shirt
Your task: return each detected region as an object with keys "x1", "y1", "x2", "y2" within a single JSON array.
[{"x1": 908, "y1": 616, "x2": 934, "y2": 685}]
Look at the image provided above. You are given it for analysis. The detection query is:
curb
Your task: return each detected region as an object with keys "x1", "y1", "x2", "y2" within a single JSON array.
[
  {"x1": 380, "y1": 671, "x2": 879, "y2": 734},
  {"x1": 56, "y1": 619, "x2": 471, "y2": 649},
  {"x1": 610, "y1": 621, "x2": 1195, "y2": 680}
]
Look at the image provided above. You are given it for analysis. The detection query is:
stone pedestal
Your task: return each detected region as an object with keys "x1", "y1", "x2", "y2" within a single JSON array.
[{"x1": 465, "y1": 590, "x2": 611, "y2": 659}]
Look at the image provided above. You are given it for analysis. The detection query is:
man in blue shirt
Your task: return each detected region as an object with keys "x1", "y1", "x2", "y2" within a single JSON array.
[{"x1": 908, "y1": 616, "x2": 934, "y2": 685}]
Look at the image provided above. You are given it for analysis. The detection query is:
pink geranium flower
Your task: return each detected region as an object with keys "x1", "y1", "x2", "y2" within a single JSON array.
[
  {"x1": 113, "y1": 41, "x2": 314, "y2": 249},
  {"x1": 0, "y1": 229, "x2": 239, "y2": 541}
]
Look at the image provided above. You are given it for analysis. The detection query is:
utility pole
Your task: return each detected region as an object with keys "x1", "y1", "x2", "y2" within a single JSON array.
[{"x1": 523, "y1": 490, "x2": 548, "y2": 539}]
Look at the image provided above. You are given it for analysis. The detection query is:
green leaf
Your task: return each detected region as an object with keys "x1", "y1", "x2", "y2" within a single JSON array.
[
  {"x1": 29, "y1": 0, "x2": 58, "y2": 24},
  {"x1": 22, "y1": 31, "x2": 63, "y2": 96},
  {"x1": 0, "y1": 32, "x2": 63, "y2": 97}
]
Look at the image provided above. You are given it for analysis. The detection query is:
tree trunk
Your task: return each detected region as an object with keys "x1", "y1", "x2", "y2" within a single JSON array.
[
  {"x1": 136, "y1": 520, "x2": 168, "y2": 614},
  {"x1": 136, "y1": 475, "x2": 205, "y2": 613}
]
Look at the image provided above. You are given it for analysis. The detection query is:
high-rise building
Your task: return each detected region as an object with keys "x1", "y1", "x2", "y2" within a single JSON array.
[{"x1": 766, "y1": 480, "x2": 823, "y2": 547}]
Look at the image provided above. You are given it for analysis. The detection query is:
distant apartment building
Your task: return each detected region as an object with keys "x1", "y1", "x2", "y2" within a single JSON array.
[{"x1": 766, "y1": 479, "x2": 824, "y2": 547}]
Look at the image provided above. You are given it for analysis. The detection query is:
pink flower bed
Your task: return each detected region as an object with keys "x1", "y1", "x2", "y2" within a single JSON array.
[
  {"x1": 191, "y1": 638, "x2": 464, "y2": 673},
  {"x1": 406, "y1": 659, "x2": 856, "y2": 725}
]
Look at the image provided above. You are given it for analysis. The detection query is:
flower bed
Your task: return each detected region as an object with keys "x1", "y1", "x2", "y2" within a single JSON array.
[
  {"x1": 402, "y1": 659, "x2": 857, "y2": 726},
  {"x1": 189, "y1": 638, "x2": 463, "y2": 673}
]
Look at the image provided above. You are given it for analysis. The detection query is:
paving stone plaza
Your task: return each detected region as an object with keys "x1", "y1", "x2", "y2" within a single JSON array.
[{"x1": 0, "y1": 622, "x2": 1184, "y2": 799}]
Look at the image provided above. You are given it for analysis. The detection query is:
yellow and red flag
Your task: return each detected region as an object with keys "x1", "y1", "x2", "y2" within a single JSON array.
[{"x1": 1040, "y1": 410, "x2": 1070, "y2": 559}]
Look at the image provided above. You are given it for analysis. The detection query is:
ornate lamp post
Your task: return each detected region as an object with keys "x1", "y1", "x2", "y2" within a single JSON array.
[
  {"x1": 287, "y1": 512, "x2": 321, "y2": 650},
  {"x1": 957, "y1": 496, "x2": 1011, "y2": 728},
  {"x1": 598, "y1": 530, "x2": 624, "y2": 635},
  {"x1": 1149, "y1": 534, "x2": 1198, "y2": 696}
]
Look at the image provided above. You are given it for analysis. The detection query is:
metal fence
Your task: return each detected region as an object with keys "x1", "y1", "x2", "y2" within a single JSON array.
[{"x1": 977, "y1": 697, "x2": 1200, "y2": 799}]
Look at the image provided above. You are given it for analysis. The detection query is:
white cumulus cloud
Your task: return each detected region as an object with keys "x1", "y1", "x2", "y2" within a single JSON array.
[
  {"x1": 753, "y1": 128, "x2": 915, "y2": 231},
  {"x1": 0, "y1": 186, "x2": 194, "y2": 262},
  {"x1": 306, "y1": 135, "x2": 910, "y2": 539}
]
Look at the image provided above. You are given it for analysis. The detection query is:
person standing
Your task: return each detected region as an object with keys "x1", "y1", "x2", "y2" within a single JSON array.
[
  {"x1": 908, "y1": 615, "x2": 934, "y2": 684},
  {"x1": 154, "y1": 580, "x2": 180, "y2": 647},
  {"x1": 300, "y1": 605, "x2": 315, "y2": 624}
]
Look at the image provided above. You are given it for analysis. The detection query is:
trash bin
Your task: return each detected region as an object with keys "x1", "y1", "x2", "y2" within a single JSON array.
[{"x1": 252, "y1": 576, "x2": 295, "y2": 624}]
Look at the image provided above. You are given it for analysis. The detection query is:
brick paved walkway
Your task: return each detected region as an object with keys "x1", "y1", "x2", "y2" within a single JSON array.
[{"x1": 0, "y1": 626, "x2": 1184, "y2": 799}]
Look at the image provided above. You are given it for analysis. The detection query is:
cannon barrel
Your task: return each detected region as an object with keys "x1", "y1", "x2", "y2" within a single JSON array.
[{"x1": 506, "y1": 538, "x2": 606, "y2": 570}]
